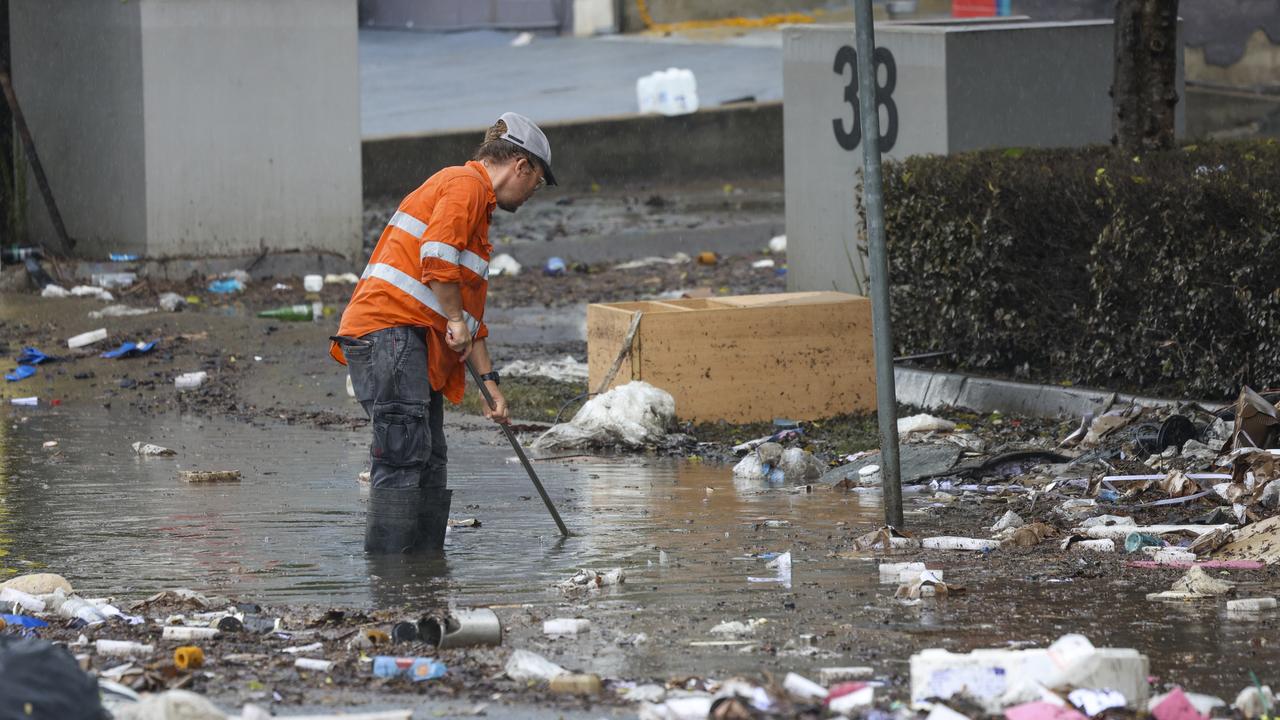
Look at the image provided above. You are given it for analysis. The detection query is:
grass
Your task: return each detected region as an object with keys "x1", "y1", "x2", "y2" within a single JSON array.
[{"x1": 458, "y1": 376, "x2": 588, "y2": 423}]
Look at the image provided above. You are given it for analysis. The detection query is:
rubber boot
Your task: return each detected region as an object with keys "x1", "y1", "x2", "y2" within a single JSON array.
[
  {"x1": 365, "y1": 486, "x2": 426, "y2": 554},
  {"x1": 416, "y1": 488, "x2": 453, "y2": 553}
]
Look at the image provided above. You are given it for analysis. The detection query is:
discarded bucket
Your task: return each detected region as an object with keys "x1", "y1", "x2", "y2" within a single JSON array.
[{"x1": 420, "y1": 608, "x2": 502, "y2": 649}]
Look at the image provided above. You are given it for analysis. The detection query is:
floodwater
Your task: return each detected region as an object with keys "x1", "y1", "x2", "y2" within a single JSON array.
[{"x1": 3, "y1": 406, "x2": 1278, "y2": 697}]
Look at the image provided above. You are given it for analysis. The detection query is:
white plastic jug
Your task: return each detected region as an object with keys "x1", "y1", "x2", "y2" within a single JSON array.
[{"x1": 635, "y1": 68, "x2": 699, "y2": 116}]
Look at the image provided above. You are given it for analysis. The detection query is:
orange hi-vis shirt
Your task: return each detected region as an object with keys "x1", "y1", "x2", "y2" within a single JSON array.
[{"x1": 330, "y1": 161, "x2": 496, "y2": 403}]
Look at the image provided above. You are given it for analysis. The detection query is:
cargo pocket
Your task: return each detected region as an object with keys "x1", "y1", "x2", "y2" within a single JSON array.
[
  {"x1": 337, "y1": 337, "x2": 375, "y2": 406},
  {"x1": 371, "y1": 401, "x2": 428, "y2": 468}
]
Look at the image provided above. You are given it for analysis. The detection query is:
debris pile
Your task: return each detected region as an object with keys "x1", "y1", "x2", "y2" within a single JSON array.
[{"x1": 828, "y1": 388, "x2": 1280, "y2": 569}]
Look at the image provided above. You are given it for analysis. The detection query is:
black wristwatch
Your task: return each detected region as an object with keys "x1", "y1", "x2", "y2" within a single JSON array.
[{"x1": 479, "y1": 370, "x2": 501, "y2": 386}]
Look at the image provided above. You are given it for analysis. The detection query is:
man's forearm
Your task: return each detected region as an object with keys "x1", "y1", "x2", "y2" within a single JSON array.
[
  {"x1": 470, "y1": 339, "x2": 495, "y2": 375},
  {"x1": 427, "y1": 280, "x2": 464, "y2": 321}
]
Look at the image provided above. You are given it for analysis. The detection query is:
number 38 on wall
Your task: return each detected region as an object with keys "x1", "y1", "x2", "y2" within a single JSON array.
[{"x1": 832, "y1": 45, "x2": 899, "y2": 153}]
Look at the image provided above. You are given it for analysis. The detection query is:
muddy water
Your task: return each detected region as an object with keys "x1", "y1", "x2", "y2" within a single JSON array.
[
  {"x1": 3, "y1": 406, "x2": 1278, "y2": 698},
  {"x1": 0, "y1": 406, "x2": 879, "y2": 608}
]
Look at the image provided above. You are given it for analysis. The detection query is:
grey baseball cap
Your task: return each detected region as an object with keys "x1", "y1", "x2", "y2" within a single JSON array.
[{"x1": 497, "y1": 111, "x2": 557, "y2": 186}]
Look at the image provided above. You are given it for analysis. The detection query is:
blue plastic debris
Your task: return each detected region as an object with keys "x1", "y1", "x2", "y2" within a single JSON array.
[
  {"x1": 100, "y1": 340, "x2": 159, "y2": 360},
  {"x1": 1, "y1": 614, "x2": 49, "y2": 629},
  {"x1": 109, "y1": 253, "x2": 140, "y2": 262},
  {"x1": 4, "y1": 365, "x2": 36, "y2": 382},
  {"x1": 543, "y1": 257, "x2": 567, "y2": 276},
  {"x1": 16, "y1": 347, "x2": 53, "y2": 365},
  {"x1": 208, "y1": 278, "x2": 244, "y2": 294}
]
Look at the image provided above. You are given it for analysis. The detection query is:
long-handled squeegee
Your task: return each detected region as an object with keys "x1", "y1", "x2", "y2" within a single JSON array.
[{"x1": 465, "y1": 358, "x2": 572, "y2": 537}]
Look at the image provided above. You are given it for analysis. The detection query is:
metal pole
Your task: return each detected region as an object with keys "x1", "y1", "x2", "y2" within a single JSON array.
[
  {"x1": 465, "y1": 358, "x2": 572, "y2": 537},
  {"x1": 0, "y1": 69, "x2": 75, "y2": 253},
  {"x1": 853, "y1": 0, "x2": 903, "y2": 528}
]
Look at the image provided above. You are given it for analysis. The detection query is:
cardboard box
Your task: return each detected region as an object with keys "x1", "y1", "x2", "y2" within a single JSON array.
[{"x1": 587, "y1": 291, "x2": 875, "y2": 423}]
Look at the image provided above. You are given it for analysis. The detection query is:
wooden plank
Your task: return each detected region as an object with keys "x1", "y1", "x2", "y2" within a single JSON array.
[
  {"x1": 586, "y1": 304, "x2": 635, "y2": 392},
  {"x1": 586, "y1": 292, "x2": 875, "y2": 423}
]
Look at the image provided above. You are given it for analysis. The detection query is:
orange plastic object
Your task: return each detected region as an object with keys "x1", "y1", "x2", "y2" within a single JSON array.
[{"x1": 174, "y1": 645, "x2": 205, "y2": 670}]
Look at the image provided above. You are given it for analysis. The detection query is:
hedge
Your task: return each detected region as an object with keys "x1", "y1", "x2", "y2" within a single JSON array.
[{"x1": 880, "y1": 140, "x2": 1280, "y2": 400}]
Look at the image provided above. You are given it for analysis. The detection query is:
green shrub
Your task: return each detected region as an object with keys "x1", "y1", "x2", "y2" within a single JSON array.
[{"x1": 880, "y1": 140, "x2": 1280, "y2": 399}]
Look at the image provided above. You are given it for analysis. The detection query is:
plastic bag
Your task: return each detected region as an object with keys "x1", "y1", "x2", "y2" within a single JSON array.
[{"x1": 533, "y1": 382, "x2": 674, "y2": 451}]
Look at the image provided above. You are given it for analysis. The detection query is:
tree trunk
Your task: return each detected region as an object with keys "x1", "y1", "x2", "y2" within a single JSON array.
[{"x1": 1112, "y1": 0, "x2": 1180, "y2": 155}]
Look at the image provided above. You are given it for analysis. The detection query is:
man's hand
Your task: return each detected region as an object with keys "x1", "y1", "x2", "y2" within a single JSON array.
[
  {"x1": 483, "y1": 382, "x2": 510, "y2": 425},
  {"x1": 446, "y1": 319, "x2": 473, "y2": 361}
]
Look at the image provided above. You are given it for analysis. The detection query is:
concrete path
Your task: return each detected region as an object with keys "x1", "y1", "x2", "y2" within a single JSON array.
[{"x1": 359, "y1": 29, "x2": 782, "y2": 137}]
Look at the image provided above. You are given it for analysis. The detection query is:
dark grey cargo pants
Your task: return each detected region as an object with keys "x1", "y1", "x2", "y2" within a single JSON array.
[{"x1": 334, "y1": 326, "x2": 447, "y2": 490}]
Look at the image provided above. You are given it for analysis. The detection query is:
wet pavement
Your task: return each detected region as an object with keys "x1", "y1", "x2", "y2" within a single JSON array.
[
  {"x1": 5, "y1": 405, "x2": 1280, "y2": 706},
  {"x1": 359, "y1": 29, "x2": 782, "y2": 137}
]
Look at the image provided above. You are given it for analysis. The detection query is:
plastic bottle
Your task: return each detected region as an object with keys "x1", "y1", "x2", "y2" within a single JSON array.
[
  {"x1": 1124, "y1": 531, "x2": 1163, "y2": 553},
  {"x1": 257, "y1": 304, "x2": 315, "y2": 321},
  {"x1": 96, "y1": 639, "x2": 154, "y2": 657},
  {"x1": 543, "y1": 618, "x2": 591, "y2": 636},
  {"x1": 372, "y1": 655, "x2": 446, "y2": 681},
  {"x1": 670, "y1": 68, "x2": 699, "y2": 115},
  {"x1": 162, "y1": 626, "x2": 219, "y2": 641},
  {"x1": 0, "y1": 588, "x2": 45, "y2": 613},
  {"x1": 67, "y1": 329, "x2": 109, "y2": 349},
  {"x1": 636, "y1": 72, "x2": 657, "y2": 113},
  {"x1": 549, "y1": 673, "x2": 603, "y2": 695},
  {"x1": 295, "y1": 657, "x2": 334, "y2": 672},
  {"x1": 921, "y1": 537, "x2": 1001, "y2": 552},
  {"x1": 58, "y1": 596, "x2": 108, "y2": 625},
  {"x1": 175, "y1": 371, "x2": 208, "y2": 390}
]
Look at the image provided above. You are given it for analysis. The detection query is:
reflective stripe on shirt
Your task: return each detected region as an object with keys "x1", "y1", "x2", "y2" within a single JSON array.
[
  {"x1": 361, "y1": 262, "x2": 480, "y2": 334},
  {"x1": 388, "y1": 210, "x2": 427, "y2": 239},
  {"x1": 420, "y1": 241, "x2": 489, "y2": 279}
]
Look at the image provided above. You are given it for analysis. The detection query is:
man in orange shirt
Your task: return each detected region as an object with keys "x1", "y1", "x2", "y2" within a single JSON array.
[{"x1": 331, "y1": 112, "x2": 556, "y2": 554}]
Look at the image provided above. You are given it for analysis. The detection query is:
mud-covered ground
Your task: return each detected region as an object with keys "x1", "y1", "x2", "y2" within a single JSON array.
[
  {"x1": 1, "y1": 184, "x2": 788, "y2": 434},
  {"x1": 4, "y1": 187, "x2": 1280, "y2": 718}
]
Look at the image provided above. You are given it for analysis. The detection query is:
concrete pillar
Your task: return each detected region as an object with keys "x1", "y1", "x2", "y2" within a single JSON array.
[
  {"x1": 782, "y1": 20, "x2": 1184, "y2": 295},
  {"x1": 10, "y1": 0, "x2": 361, "y2": 260}
]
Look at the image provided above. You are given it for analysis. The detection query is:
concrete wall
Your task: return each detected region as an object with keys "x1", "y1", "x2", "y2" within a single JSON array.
[
  {"x1": 138, "y1": 0, "x2": 361, "y2": 258},
  {"x1": 10, "y1": 1, "x2": 148, "y2": 259},
  {"x1": 11, "y1": 0, "x2": 362, "y2": 260},
  {"x1": 363, "y1": 102, "x2": 784, "y2": 198},
  {"x1": 1187, "y1": 29, "x2": 1280, "y2": 89},
  {"x1": 945, "y1": 22, "x2": 1116, "y2": 151},
  {"x1": 359, "y1": 0, "x2": 569, "y2": 31},
  {"x1": 783, "y1": 20, "x2": 1184, "y2": 296}
]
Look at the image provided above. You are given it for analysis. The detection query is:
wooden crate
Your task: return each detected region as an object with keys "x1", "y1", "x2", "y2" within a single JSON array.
[{"x1": 587, "y1": 291, "x2": 876, "y2": 423}]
